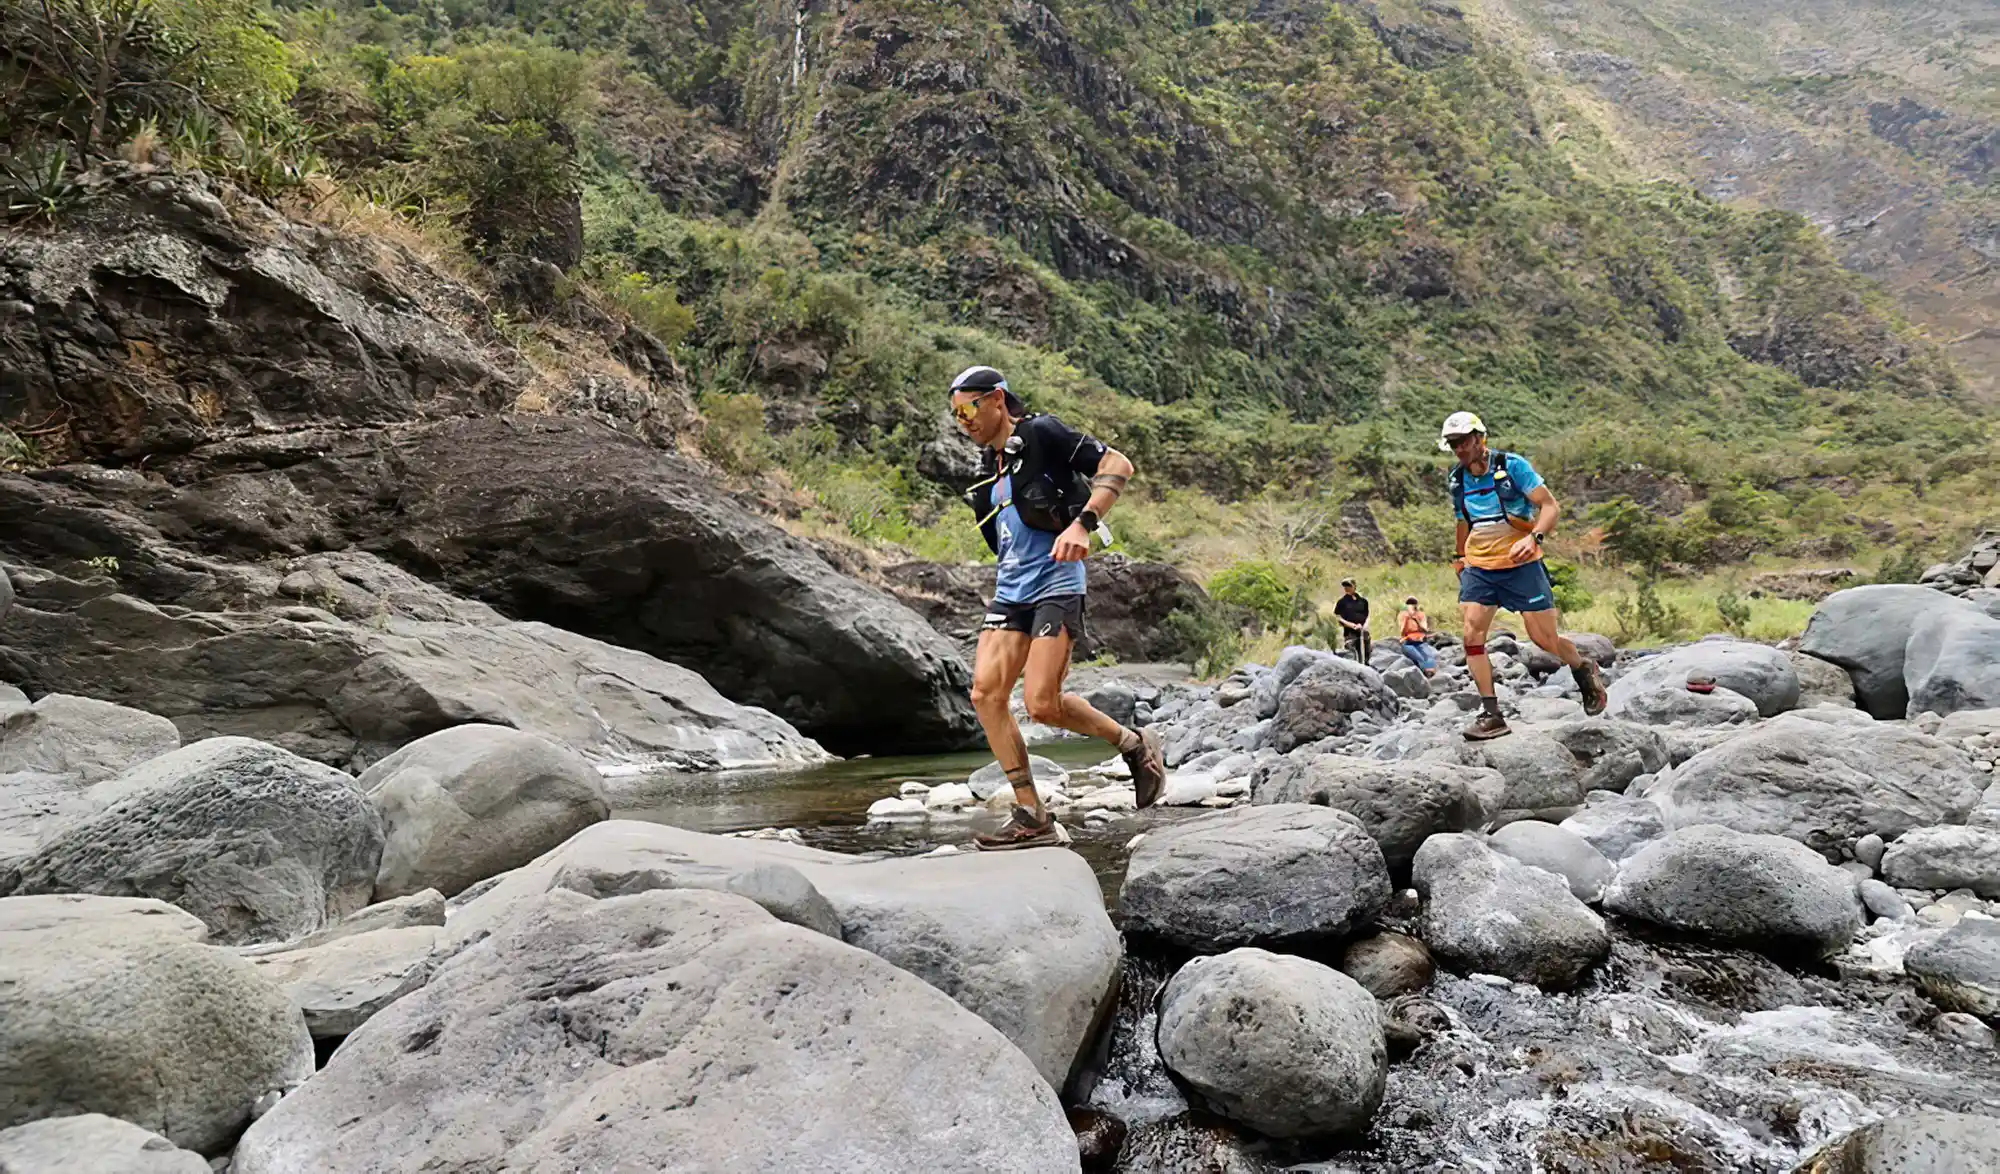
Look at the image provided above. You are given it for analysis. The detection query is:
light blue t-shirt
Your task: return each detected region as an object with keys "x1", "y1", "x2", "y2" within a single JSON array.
[
  {"x1": 992, "y1": 472, "x2": 1087, "y2": 605},
  {"x1": 1456, "y1": 451, "x2": 1544, "y2": 524}
]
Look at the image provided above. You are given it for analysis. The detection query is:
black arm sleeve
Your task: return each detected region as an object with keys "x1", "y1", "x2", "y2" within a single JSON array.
[{"x1": 1028, "y1": 414, "x2": 1107, "y2": 476}]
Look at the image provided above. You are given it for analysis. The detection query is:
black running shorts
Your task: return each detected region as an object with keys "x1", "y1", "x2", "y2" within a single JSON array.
[{"x1": 981, "y1": 594, "x2": 1086, "y2": 640}]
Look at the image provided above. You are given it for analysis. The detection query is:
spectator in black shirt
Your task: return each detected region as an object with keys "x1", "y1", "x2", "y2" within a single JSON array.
[{"x1": 1334, "y1": 579, "x2": 1371, "y2": 663}]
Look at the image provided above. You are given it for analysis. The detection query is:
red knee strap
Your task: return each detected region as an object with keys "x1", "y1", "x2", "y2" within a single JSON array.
[{"x1": 1465, "y1": 643, "x2": 1487, "y2": 657}]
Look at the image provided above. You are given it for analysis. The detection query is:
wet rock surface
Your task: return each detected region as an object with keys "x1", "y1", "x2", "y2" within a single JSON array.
[{"x1": 1120, "y1": 804, "x2": 1390, "y2": 951}]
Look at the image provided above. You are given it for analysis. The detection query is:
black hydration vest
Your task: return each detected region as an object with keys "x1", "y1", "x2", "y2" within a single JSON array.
[{"x1": 965, "y1": 415, "x2": 1097, "y2": 556}]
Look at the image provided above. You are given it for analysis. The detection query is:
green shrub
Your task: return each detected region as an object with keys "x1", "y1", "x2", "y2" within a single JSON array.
[
  {"x1": 696, "y1": 391, "x2": 771, "y2": 476},
  {"x1": 1611, "y1": 574, "x2": 1688, "y2": 642},
  {"x1": 1873, "y1": 546, "x2": 1927, "y2": 585},
  {"x1": 600, "y1": 272, "x2": 695, "y2": 347},
  {"x1": 1715, "y1": 590, "x2": 1751, "y2": 636},
  {"x1": 1162, "y1": 601, "x2": 1247, "y2": 679},
  {"x1": 1546, "y1": 559, "x2": 1594, "y2": 614},
  {"x1": 1206, "y1": 559, "x2": 1299, "y2": 629}
]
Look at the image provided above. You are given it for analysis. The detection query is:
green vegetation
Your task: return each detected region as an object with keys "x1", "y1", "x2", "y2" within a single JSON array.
[{"x1": 5, "y1": 0, "x2": 1992, "y2": 654}]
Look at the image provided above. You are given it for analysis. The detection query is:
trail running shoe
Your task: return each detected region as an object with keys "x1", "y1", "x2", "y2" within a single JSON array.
[
  {"x1": 1124, "y1": 727, "x2": 1167, "y2": 810},
  {"x1": 1577, "y1": 659, "x2": 1609, "y2": 716},
  {"x1": 1463, "y1": 710, "x2": 1513, "y2": 741},
  {"x1": 975, "y1": 806, "x2": 1071, "y2": 851}
]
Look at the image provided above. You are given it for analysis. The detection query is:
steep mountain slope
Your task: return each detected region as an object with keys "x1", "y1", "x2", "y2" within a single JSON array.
[
  {"x1": 1473, "y1": 0, "x2": 2000, "y2": 400},
  {"x1": 6, "y1": 0, "x2": 1994, "y2": 583}
]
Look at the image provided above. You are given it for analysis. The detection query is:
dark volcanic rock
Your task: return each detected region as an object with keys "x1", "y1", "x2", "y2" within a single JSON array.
[{"x1": 0, "y1": 416, "x2": 978, "y2": 755}]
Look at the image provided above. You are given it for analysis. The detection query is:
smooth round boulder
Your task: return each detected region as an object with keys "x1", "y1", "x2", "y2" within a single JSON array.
[
  {"x1": 361, "y1": 724, "x2": 609, "y2": 900},
  {"x1": 1546, "y1": 720, "x2": 1669, "y2": 794},
  {"x1": 1157, "y1": 948, "x2": 1386, "y2": 1139},
  {"x1": 1267, "y1": 660, "x2": 1400, "y2": 752},
  {"x1": 1459, "y1": 731, "x2": 1586, "y2": 812},
  {"x1": 1800, "y1": 585, "x2": 1982, "y2": 718},
  {"x1": 0, "y1": 693, "x2": 180, "y2": 784},
  {"x1": 1649, "y1": 721, "x2": 1982, "y2": 853},
  {"x1": 1906, "y1": 605, "x2": 2000, "y2": 719},
  {"x1": 232, "y1": 887, "x2": 1078, "y2": 1174},
  {"x1": 0, "y1": 1114, "x2": 209, "y2": 1173},
  {"x1": 1559, "y1": 795, "x2": 1665, "y2": 862},
  {"x1": 1607, "y1": 682, "x2": 1760, "y2": 727},
  {"x1": 1880, "y1": 825, "x2": 2000, "y2": 898},
  {"x1": 1339, "y1": 932, "x2": 1434, "y2": 998},
  {"x1": 0, "y1": 897, "x2": 314, "y2": 1154},
  {"x1": 1413, "y1": 832, "x2": 1609, "y2": 990},
  {"x1": 1792, "y1": 1109, "x2": 2000, "y2": 1172},
  {"x1": 1608, "y1": 641, "x2": 1799, "y2": 718},
  {"x1": 1120, "y1": 804, "x2": 1390, "y2": 951},
  {"x1": 1488, "y1": 821, "x2": 1615, "y2": 903},
  {"x1": 1606, "y1": 825, "x2": 1864, "y2": 957},
  {"x1": 1904, "y1": 916, "x2": 2000, "y2": 1020},
  {"x1": 1249, "y1": 754, "x2": 1501, "y2": 871},
  {"x1": 0, "y1": 738, "x2": 383, "y2": 945}
]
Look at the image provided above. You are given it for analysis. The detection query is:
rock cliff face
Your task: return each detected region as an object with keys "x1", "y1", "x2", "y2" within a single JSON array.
[{"x1": 0, "y1": 169, "x2": 977, "y2": 757}]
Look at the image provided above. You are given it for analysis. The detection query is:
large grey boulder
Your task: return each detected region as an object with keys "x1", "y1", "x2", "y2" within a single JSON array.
[
  {"x1": 1570, "y1": 633, "x2": 1617, "y2": 667},
  {"x1": 257, "y1": 888, "x2": 446, "y2": 952},
  {"x1": 1157, "y1": 948, "x2": 1386, "y2": 1139},
  {"x1": 0, "y1": 695, "x2": 183, "y2": 859},
  {"x1": 1800, "y1": 585, "x2": 1982, "y2": 718},
  {"x1": 1559, "y1": 795, "x2": 1665, "y2": 862},
  {"x1": 1649, "y1": 720, "x2": 1982, "y2": 852},
  {"x1": 1608, "y1": 641, "x2": 1800, "y2": 718},
  {"x1": 441, "y1": 821, "x2": 1118, "y2": 1089},
  {"x1": 1546, "y1": 720, "x2": 1669, "y2": 794},
  {"x1": 0, "y1": 895, "x2": 314, "y2": 1154},
  {"x1": 1789, "y1": 651, "x2": 1857, "y2": 708},
  {"x1": 1460, "y1": 730, "x2": 1587, "y2": 811},
  {"x1": 1792, "y1": 1110, "x2": 2000, "y2": 1173},
  {"x1": 1605, "y1": 826, "x2": 1863, "y2": 957},
  {"x1": 1905, "y1": 605, "x2": 2000, "y2": 719},
  {"x1": 1905, "y1": 916, "x2": 2000, "y2": 1019},
  {"x1": 1607, "y1": 682, "x2": 1760, "y2": 728},
  {"x1": 1, "y1": 738, "x2": 383, "y2": 945},
  {"x1": 0, "y1": 1114, "x2": 209, "y2": 1173},
  {"x1": 1488, "y1": 821, "x2": 1615, "y2": 903},
  {"x1": 360, "y1": 724, "x2": 609, "y2": 900},
  {"x1": 232, "y1": 888, "x2": 1078, "y2": 1174},
  {"x1": 1119, "y1": 804, "x2": 1391, "y2": 951},
  {"x1": 0, "y1": 548, "x2": 831, "y2": 773},
  {"x1": 0, "y1": 891, "x2": 208, "y2": 942},
  {"x1": 248, "y1": 924, "x2": 442, "y2": 1039},
  {"x1": 0, "y1": 693, "x2": 179, "y2": 783},
  {"x1": 1412, "y1": 832, "x2": 1609, "y2": 990},
  {"x1": 1880, "y1": 825, "x2": 2000, "y2": 898},
  {"x1": 1267, "y1": 659, "x2": 1400, "y2": 752},
  {"x1": 1249, "y1": 755, "x2": 1500, "y2": 870},
  {"x1": 190, "y1": 416, "x2": 980, "y2": 755}
]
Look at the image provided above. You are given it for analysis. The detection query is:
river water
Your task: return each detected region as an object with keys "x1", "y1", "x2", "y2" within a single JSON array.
[{"x1": 608, "y1": 751, "x2": 2000, "y2": 1172}]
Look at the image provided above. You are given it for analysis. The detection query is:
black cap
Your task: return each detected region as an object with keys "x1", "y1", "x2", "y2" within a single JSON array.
[
  {"x1": 950, "y1": 365, "x2": 1024, "y2": 416},
  {"x1": 1406, "y1": 596, "x2": 1419, "y2": 605}
]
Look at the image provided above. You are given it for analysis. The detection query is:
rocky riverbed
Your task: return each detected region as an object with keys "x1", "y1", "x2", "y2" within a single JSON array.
[{"x1": 7, "y1": 569, "x2": 2000, "y2": 1171}]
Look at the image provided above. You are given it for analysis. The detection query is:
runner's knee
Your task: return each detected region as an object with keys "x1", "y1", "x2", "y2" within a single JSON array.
[
  {"x1": 1023, "y1": 687, "x2": 1065, "y2": 725},
  {"x1": 971, "y1": 675, "x2": 1011, "y2": 712}
]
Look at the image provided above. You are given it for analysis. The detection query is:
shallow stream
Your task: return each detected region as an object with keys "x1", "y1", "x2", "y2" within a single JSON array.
[{"x1": 610, "y1": 752, "x2": 2000, "y2": 1172}]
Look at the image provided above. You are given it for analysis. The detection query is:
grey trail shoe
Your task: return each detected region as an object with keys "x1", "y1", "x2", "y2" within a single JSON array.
[
  {"x1": 1124, "y1": 727, "x2": 1167, "y2": 809},
  {"x1": 974, "y1": 806, "x2": 1072, "y2": 851}
]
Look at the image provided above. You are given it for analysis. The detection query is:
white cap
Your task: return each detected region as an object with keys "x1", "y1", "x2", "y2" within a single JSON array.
[{"x1": 1438, "y1": 411, "x2": 1486, "y2": 451}]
